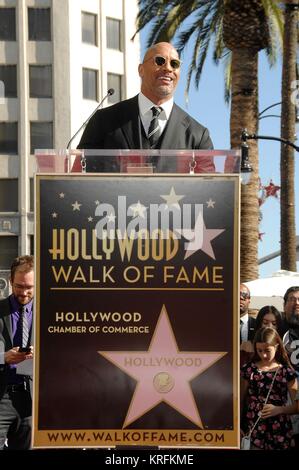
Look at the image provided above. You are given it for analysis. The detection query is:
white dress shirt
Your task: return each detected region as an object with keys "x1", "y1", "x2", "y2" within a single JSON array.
[
  {"x1": 138, "y1": 93, "x2": 173, "y2": 137},
  {"x1": 240, "y1": 313, "x2": 249, "y2": 342}
]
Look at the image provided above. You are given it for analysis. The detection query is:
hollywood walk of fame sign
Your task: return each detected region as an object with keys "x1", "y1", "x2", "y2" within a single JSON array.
[{"x1": 33, "y1": 173, "x2": 239, "y2": 448}]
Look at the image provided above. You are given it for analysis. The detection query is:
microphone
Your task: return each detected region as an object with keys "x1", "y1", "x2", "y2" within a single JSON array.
[{"x1": 66, "y1": 88, "x2": 114, "y2": 149}]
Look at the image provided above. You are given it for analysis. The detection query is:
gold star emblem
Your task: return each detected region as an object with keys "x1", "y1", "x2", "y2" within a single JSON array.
[{"x1": 99, "y1": 305, "x2": 226, "y2": 428}]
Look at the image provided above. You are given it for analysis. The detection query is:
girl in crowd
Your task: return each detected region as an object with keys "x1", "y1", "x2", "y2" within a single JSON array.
[
  {"x1": 241, "y1": 327, "x2": 298, "y2": 450},
  {"x1": 240, "y1": 305, "x2": 284, "y2": 366},
  {"x1": 255, "y1": 305, "x2": 284, "y2": 338}
]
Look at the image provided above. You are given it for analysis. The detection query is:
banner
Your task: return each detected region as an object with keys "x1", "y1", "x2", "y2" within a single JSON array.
[{"x1": 33, "y1": 174, "x2": 239, "y2": 448}]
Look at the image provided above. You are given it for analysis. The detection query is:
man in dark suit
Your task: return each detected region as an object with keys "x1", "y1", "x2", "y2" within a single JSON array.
[
  {"x1": 240, "y1": 283, "x2": 256, "y2": 343},
  {"x1": 77, "y1": 42, "x2": 213, "y2": 172},
  {"x1": 0, "y1": 256, "x2": 34, "y2": 450},
  {"x1": 240, "y1": 283, "x2": 256, "y2": 366},
  {"x1": 282, "y1": 286, "x2": 299, "y2": 448}
]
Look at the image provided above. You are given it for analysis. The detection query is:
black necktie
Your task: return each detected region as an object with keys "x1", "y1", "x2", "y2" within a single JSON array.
[
  {"x1": 148, "y1": 106, "x2": 162, "y2": 148},
  {"x1": 240, "y1": 319, "x2": 243, "y2": 343},
  {"x1": 21, "y1": 306, "x2": 29, "y2": 348}
]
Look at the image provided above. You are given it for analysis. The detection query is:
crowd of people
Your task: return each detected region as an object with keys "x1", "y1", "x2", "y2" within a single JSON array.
[
  {"x1": 240, "y1": 283, "x2": 299, "y2": 449},
  {"x1": 1, "y1": 255, "x2": 299, "y2": 451}
]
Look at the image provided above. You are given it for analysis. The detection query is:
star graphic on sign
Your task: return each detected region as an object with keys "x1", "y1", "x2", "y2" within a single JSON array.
[
  {"x1": 72, "y1": 201, "x2": 82, "y2": 211},
  {"x1": 176, "y1": 212, "x2": 224, "y2": 260},
  {"x1": 59, "y1": 192, "x2": 65, "y2": 198},
  {"x1": 51, "y1": 212, "x2": 58, "y2": 218},
  {"x1": 129, "y1": 201, "x2": 147, "y2": 218},
  {"x1": 160, "y1": 187, "x2": 185, "y2": 208},
  {"x1": 99, "y1": 305, "x2": 226, "y2": 428},
  {"x1": 88, "y1": 216, "x2": 93, "y2": 222},
  {"x1": 206, "y1": 198, "x2": 215, "y2": 208},
  {"x1": 107, "y1": 213, "x2": 116, "y2": 223},
  {"x1": 95, "y1": 200, "x2": 100, "y2": 205}
]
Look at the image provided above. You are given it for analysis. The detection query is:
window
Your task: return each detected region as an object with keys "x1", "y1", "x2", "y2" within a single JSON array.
[
  {"x1": 0, "y1": 8, "x2": 16, "y2": 41},
  {"x1": 107, "y1": 73, "x2": 122, "y2": 104},
  {"x1": 30, "y1": 122, "x2": 53, "y2": 154},
  {"x1": 0, "y1": 65, "x2": 17, "y2": 97},
  {"x1": 28, "y1": 8, "x2": 51, "y2": 41},
  {"x1": 29, "y1": 65, "x2": 52, "y2": 98},
  {"x1": 82, "y1": 68, "x2": 97, "y2": 101},
  {"x1": 82, "y1": 12, "x2": 97, "y2": 45},
  {"x1": 0, "y1": 179, "x2": 18, "y2": 211},
  {"x1": 0, "y1": 236, "x2": 18, "y2": 269},
  {"x1": 0, "y1": 122, "x2": 18, "y2": 154},
  {"x1": 106, "y1": 18, "x2": 122, "y2": 50}
]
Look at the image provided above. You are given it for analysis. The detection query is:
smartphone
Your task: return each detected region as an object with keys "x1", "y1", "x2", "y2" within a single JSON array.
[{"x1": 19, "y1": 347, "x2": 31, "y2": 353}]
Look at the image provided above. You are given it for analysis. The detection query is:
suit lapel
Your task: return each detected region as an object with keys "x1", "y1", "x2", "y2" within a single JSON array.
[
  {"x1": 160, "y1": 104, "x2": 187, "y2": 149},
  {"x1": 120, "y1": 96, "x2": 141, "y2": 149}
]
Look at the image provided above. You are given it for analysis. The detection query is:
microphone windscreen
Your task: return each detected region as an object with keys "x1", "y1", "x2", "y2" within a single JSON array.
[{"x1": 108, "y1": 88, "x2": 115, "y2": 96}]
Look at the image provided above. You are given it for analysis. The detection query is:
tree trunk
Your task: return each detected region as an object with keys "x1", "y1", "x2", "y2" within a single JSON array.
[
  {"x1": 280, "y1": 1, "x2": 297, "y2": 271},
  {"x1": 230, "y1": 48, "x2": 259, "y2": 281}
]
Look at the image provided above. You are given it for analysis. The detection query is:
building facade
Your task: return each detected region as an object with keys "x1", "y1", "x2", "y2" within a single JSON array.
[{"x1": 0, "y1": 0, "x2": 140, "y2": 296}]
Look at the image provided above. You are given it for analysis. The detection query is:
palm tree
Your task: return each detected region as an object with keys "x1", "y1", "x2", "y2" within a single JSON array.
[
  {"x1": 223, "y1": 0, "x2": 272, "y2": 281},
  {"x1": 133, "y1": 0, "x2": 282, "y2": 281},
  {"x1": 280, "y1": 0, "x2": 298, "y2": 271}
]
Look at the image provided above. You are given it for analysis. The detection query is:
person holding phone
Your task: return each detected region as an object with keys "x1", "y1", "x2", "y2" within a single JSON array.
[{"x1": 0, "y1": 255, "x2": 34, "y2": 450}]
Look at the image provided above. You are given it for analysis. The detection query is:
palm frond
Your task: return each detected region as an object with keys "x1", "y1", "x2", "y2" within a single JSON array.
[
  {"x1": 133, "y1": 0, "x2": 283, "y2": 101},
  {"x1": 261, "y1": 0, "x2": 284, "y2": 66},
  {"x1": 223, "y1": 52, "x2": 232, "y2": 103}
]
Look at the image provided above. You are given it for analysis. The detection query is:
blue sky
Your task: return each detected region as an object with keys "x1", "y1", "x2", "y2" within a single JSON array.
[{"x1": 140, "y1": 33, "x2": 299, "y2": 278}]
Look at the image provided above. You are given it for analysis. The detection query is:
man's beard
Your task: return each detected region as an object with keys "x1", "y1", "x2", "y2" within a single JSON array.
[{"x1": 287, "y1": 311, "x2": 299, "y2": 328}]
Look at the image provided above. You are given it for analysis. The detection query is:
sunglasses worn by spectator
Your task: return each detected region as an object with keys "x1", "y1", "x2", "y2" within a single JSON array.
[
  {"x1": 144, "y1": 55, "x2": 182, "y2": 70},
  {"x1": 240, "y1": 292, "x2": 250, "y2": 300}
]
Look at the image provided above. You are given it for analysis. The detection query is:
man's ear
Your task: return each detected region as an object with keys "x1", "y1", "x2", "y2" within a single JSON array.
[{"x1": 138, "y1": 64, "x2": 144, "y2": 78}]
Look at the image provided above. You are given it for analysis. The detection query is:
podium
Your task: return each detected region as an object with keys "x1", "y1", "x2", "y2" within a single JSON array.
[
  {"x1": 33, "y1": 149, "x2": 241, "y2": 449},
  {"x1": 35, "y1": 148, "x2": 240, "y2": 174}
]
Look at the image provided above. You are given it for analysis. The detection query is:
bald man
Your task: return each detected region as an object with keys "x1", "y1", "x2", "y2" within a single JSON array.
[{"x1": 78, "y1": 42, "x2": 213, "y2": 172}]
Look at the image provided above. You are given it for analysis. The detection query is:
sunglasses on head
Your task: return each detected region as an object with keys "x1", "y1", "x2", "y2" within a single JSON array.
[
  {"x1": 240, "y1": 292, "x2": 250, "y2": 300},
  {"x1": 145, "y1": 55, "x2": 182, "y2": 70}
]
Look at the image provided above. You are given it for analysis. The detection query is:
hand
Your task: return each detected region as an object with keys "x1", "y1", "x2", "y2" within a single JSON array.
[
  {"x1": 260, "y1": 404, "x2": 281, "y2": 419},
  {"x1": 23, "y1": 346, "x2": 33, "y2": 360},
  {"x1": 4, "y1": 347, "x2": 33, "y2": 365}
]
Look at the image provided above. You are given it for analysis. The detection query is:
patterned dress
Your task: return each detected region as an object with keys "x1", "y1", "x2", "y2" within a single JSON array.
[{"x1": 241, "y1": 362, "x2": 297, "y2": 450}]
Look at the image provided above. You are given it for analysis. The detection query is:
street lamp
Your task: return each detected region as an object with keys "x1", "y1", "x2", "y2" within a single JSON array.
[
  {"x1": 258, "y1": 101, "x2": 282, "y2": 120},
  {"x1": 241, "y1": 97, "x2": 299, "y2": 180},
  {"x1": 240, "y1": 128, "x2": 299, "y2": 184},
  {"x1": 241, "y1": 129, "x2": 299, "y2": 152},
  {"x1": 240, "y1": 138, "x2": 253, "y2": 185}
]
